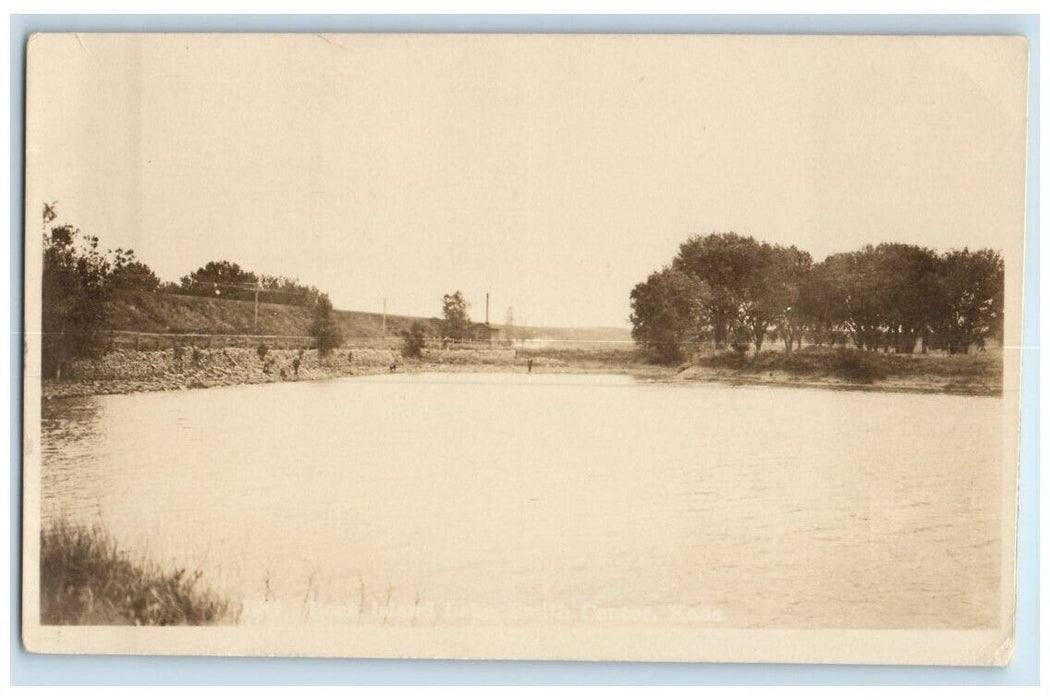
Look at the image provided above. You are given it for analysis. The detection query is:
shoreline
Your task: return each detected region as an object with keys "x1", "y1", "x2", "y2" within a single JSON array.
[
  {"x1": 39, "y1": 346, "x2": 1001, "y2": 399},
  {"x1": 663, "y1": 364, "x2": 1000, "y2": 398}
]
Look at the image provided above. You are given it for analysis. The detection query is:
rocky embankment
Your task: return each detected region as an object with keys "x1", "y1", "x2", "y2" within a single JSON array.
[
  {"x1": 41, "y1": 347, "x2": 400, "y2": 398},
  {"x1": 39, "y1": 345, "x2": 596, "y2": 398}
]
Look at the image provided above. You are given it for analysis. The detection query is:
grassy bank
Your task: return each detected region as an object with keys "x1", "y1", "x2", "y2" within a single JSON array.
[
  {"x1": 102, "y1": 290, "x2": 631, "y2": 344},
  {"x1": 40, "y1": 520, "x2": 240, "y2": 625},
  {"x1": 104, "y1": 290, "x2": 426, "y2": 339},
  {"x1": 679, "y1": 346, "x2": 1001, "y2": 396}
]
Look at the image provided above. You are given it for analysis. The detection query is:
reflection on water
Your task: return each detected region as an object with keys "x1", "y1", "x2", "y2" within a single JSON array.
[{"x1": 41, "y1": 373, "x2": 1002, "y2": 629}]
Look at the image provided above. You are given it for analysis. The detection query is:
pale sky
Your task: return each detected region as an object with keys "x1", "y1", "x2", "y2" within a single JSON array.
[{"x1": 26, "y1": 34, "x2": 1028, "y2": 328}]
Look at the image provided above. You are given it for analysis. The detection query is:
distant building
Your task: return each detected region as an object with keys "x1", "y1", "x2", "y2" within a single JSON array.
[{"x1": 468, "y1": 322, "x2": 502, "y2": 345}]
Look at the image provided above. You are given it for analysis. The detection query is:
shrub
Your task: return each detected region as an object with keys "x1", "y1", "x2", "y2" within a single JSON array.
[
  {"x1": 40, "y1": 520, "x2": 239, "y2": 625},
  {"x1": 700, "y1": 349, "x2": 749, "y2": 370},
  {"x1": 41, "y1": 226, "x2": 110, "y2": 379},
  {"x1": 309, "y1": 294, "x2": 343, "y2": 357},
  {"x1": 832, "y1": 347, "x2": 887, "y2": 383},
  {"x1": 400, "y1": 322, "x2": 428, "y2": 358}
]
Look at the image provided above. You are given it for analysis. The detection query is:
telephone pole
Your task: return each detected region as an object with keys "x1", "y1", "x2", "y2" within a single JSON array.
[{"x1": 253, "y1": 284, "x2": 260, "y2": 333}]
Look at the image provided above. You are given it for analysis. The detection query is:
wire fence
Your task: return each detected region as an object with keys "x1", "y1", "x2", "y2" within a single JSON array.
[{"x1": 102, "y1": 330, "x2": 320, "y2": 351}]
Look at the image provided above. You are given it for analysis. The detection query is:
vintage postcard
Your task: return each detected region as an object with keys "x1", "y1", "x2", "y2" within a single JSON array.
[{"x1": 22, "y1": 33, "x2": 1028, "y2": 664}]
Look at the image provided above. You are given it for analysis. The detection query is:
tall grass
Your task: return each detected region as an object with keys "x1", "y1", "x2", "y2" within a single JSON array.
[{"x1": 40, "y1": 520, "x2": 240, "y2": 625}]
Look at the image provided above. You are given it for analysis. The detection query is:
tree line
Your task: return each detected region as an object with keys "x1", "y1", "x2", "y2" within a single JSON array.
[
  {"x1": 171, "y1": 260, "x2": 324, "y2": 306},
  {"x1": 629, "y1": 232, "x2": 1004, "y2": 363},
  {"x1": 40, "y1": 210, "x2": 341, "y2": 378}
]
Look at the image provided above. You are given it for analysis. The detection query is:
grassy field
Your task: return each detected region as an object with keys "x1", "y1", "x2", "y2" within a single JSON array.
[{"x1": 40, "y1": 520, "x2": 240, "y2": 625}]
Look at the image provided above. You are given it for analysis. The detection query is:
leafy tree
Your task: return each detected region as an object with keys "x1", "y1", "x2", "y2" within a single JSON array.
[
  {"x1": 821, "y1": 248, "x2": 889, "y2": 351},
  {"x1": 629, "y1": 267, "x2": 709, "y2": 363},
  {"x1": 929, "y1": 248, "x2": 1004, "y2": 353},
  {"x1": 767, "y1": 246, "x2": 812, "y2": 354},
  {"x1": 672, "y1": 233, "x2": 810, "y2": 352},
  {"x1": 400, "y1": 321, "x2": 428, "y2": 358},
  {"x1": 308, "y1": 293, "x2": 343, "y2": 357},
  {"x1": 257, "y1": 274, "x2": 322, "y2": 306},
  {"x1": 178, "y1": 260, "x2": 258, "y2": 299},
  {"x1": 40, "y1": 207, "x2": 164, "y2": 377},
  {"x1": 672, "y1": 233, "x2": 755, "y2": 349},
  {"x1": 797, "y1": 260, "x2": 838, "y2": 346},
  {"x1": 174, "y1": 263, "x2": 325, "y2": 307},
  {"x1": 41, "y1": 224, "x2": 112, "y2": 379},
  {"x1": 820, "y1": 244, "x2": 949, "y2": 353},
  {"x1": 738, "y1": 243, "x2": 812, "y2": 353},
  {"x1": 441, "y1": 291, "x2": 471, "y2": 340},
  {"x1": 872, "y1": 243, "x2": 939, "y2": 353},
  {"x1": 108, "y1": 250, "x2": 161, "y2": 292}
]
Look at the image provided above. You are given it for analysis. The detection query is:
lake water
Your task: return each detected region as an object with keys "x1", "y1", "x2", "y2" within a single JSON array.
[{"x1": 40, "y1": 372, "x2": 1002, "y2": 629}]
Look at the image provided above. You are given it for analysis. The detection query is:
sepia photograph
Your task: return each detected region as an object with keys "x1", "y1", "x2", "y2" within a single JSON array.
[{"x1": 21, "y1": 32, "x2": 1028, "y2": 664}]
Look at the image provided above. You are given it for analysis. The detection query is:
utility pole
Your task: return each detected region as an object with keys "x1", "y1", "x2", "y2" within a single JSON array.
[
  {"x1": 253, "y1": 284, "x2": 260, "y2": 334},
  {"x1": 485, "y1": 292, "x2": 490, "y2": 325}
]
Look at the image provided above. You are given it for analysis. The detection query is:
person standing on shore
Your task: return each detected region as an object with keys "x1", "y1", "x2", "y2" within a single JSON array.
[{"x1": 527, "y1": 359, "x2": 533, "y2": 373}]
